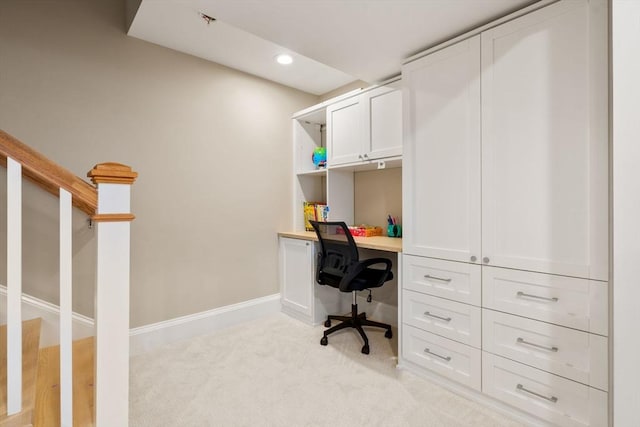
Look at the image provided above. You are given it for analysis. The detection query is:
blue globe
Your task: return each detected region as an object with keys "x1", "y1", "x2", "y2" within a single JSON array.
[{"x1": 312, "y1": 147, "x2": 327, "y2": 168}]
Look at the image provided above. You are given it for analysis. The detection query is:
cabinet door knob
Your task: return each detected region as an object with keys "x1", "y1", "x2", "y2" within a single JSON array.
[
  {"x1": 363, "y1": 153, "x2": 369, "y2": 159},
  {"x1": 470, "y1": 255, "x2": 477, "y2": 262},
  {"x1": 305, "y1": 242, "x2": 310, "y2": 246},
  {"x1": 358, "y1": 154, "x2": 363, "y2": 159},
  {"x1": 483, "y1": 257, "x2": 490, "y2": 264}
]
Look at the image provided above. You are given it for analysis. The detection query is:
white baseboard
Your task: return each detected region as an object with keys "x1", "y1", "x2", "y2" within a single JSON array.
[
  {"x1": 0, "y1": 286, "x2": 94, "y2": 347},
  {"x1": 0, "y1": 286, "x2": 280, "y2": 354},
  {"x1": 129, "y1": 293, "x2": 281, "y2": 356}
]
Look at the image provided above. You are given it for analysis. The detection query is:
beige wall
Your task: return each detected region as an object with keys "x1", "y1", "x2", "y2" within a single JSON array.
[
  {"x1": 0, "y1": 0, "x2": 318, "y2": 327},
  {"x1": 353, "y1": 168, "x2": 402, "y2": 308},
  {"x1": 354, "y1": 168, "x2": 402, "y2": 228}
]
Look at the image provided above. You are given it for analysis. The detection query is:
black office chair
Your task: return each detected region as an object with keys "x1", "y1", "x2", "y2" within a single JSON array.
[{"x1": 310, "y1": 220, "x2": 394, "y2": 354}]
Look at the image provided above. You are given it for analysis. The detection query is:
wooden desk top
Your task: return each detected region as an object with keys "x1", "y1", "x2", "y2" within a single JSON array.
[{"x1": 278, "y1": 231, "x2": 403, "y2": 253}]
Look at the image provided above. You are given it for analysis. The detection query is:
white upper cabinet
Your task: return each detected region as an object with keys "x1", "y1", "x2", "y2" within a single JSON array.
[
  {"x1": 326, "y1": 96, "x2": 363, "y2": 166},
  {"x1": 481, "y1": 0, "x2": 608, "y2": 280},
  {"x1": 327, "y1": 85, "x2": 402, "y2": 167},
  {"x1": 363, "y1": 86, "x2": 403, "y2": 160},
  {"x1": 402, "y1": 36, "x2": 481, "y2": 263}
]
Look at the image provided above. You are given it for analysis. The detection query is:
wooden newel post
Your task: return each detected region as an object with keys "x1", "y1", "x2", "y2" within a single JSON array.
[{"x1": 87, "y1": 163, "x2": 137, "y2": 427}]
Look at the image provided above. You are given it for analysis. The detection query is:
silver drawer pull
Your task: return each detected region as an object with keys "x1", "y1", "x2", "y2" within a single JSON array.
[
  {"x1": 517, "y1": 291, "x2": 558, "y2": 302},
  {"x1": 424, "y1": 311, "x2": 452, "y2": 322},
  {"x1": 516, "y1": 384, "x2": 558, "y2": 403},
  {"x1": 424, "y1": 274, "x2": 452, "y2": 283},
  {"x1": 423, "y1": 348, "x2": 452, "y2": 362},
  {"x1": 517, "y1": 337, "x2": 559, "y2": 352}
]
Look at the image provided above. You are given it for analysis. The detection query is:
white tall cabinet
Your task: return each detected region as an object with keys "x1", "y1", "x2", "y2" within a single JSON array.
[{"x1": 401, "y1": 1, "x2": 609, "y2": 426}]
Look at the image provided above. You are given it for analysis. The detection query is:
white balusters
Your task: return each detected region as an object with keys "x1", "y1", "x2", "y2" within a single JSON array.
[
  {"x1": 6, "y1": 157, "x2": 22, "y2": 415},
  {"x1": 1, "y1": 156, "x2": 135, "y2": 425},
  {"x1": 59, "y1": 188, "x2": 73, "y2": 426}
]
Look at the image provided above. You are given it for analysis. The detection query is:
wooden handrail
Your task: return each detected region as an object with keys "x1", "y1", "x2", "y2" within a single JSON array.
[{"x1": 0, "y1": 130, "x2": 97, "y2": 216}]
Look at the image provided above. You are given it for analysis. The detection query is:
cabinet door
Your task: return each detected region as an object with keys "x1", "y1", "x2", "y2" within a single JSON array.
[
  {"x1": 481, "y1": 1, "x2": 608, "y2": 280},
  {"x1": 363, "y1": 86, "x2": 403, "y2": 160},
  {"x1": 402, "y1": 35, "x2": 481, "y2": 263},
  {"x1": 326, "y1": 96, "x2": 362, "y2": 166},
  {"x1": 279, "y1": 238, "x2": 314, "y2": 316}
]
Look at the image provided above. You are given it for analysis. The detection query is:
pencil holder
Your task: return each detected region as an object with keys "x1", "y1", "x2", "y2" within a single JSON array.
[{"x1": 387, "y1": 224, "x2": 402, "y2": 238}]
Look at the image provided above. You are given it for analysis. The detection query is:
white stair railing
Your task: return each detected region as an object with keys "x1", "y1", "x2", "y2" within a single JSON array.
[{"x1": 1, "y1": 130, "x2": 136, "y2": 427}]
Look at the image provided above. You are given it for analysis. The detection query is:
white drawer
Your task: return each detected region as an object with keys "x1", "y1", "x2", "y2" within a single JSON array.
[
  {"x1": 402, "y1": 324, "x2": 481, "y2": 391},
  {"x1": 402, "y1": 290, "x2": 481, "y2": 348},
  {"x1": 483, "y1": 309, "x2": 608, "y2": 391},
  {"x1": 482, "y1": 266, "x2": 608, "y2": 335},
  {"x1": 483, "y1": 353, "x2": 608, "y2": 427},
  {"x1": 403, "y1": 255, "x2": 481, "y2": 305}
]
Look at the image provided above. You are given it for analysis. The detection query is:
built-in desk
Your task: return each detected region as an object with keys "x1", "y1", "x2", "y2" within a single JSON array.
[
  {"x1": 278, "y1": 231, "x2": 402, "y2": 253},
  {"x1": 278, "y1": 231, "x2": 402, "y2": 326}
]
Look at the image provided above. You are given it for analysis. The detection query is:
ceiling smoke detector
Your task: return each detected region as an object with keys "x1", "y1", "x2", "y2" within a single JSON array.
[{"x1": 200, "y1": 13, "x2": 216, "y2": 25}]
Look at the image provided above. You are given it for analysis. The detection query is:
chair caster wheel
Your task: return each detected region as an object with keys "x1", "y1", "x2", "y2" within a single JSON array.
[
  {"x1": 385, "y1": 329, "x2": 393, "y2": 339},
  {"x1": 361, "y1": 344, "x2": 370, "y2": 355},
  {"x1": 324, "y1": 319, "x2": 331, "y2": 327},
  {"x1": 320, "y1": 336, "x2": 328, "y2": 346}
]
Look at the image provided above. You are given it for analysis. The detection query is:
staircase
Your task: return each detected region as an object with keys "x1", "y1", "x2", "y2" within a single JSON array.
[
  {"x1": 0, "y1": 319, "x2": 94, "y2": 427},
  {"x1": 0, "y1": 130, "x2": 136, "y2": 426}
]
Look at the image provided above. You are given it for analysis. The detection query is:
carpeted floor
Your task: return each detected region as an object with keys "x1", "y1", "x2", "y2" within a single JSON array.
[{"x1": 129, "y1": 313, "x2": 524, "y2": 427}]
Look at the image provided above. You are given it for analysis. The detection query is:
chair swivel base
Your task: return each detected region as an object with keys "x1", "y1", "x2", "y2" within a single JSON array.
[{"x1": 319, "y1": 304, "x2": 392, "y2": 354}]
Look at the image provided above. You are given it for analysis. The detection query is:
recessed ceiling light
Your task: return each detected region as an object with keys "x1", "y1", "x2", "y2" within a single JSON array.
[{"x1": 276, "y1": 54, "x2": 293, "y2": 65}]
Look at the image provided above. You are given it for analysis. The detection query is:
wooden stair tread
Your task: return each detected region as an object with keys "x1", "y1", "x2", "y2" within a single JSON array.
[
  {"x1": 0, "y1": 411, "x2": 34, "y2": 427},
  {"x1": 0, "y1": 318, "x2": 42, "y2": 425},
  {"x1": 34, "y1": 337, "x2": 94, "y2": 427}
]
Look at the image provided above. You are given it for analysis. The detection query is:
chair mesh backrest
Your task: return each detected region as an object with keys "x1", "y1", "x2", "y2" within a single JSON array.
[{"x1": 310, "y1": 221, "x2": 359, "y2": 279}]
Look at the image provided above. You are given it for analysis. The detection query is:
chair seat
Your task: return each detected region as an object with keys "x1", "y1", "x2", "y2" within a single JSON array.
[{"x1": 319, "y1": 268, "x2": 393, "y2": 292}]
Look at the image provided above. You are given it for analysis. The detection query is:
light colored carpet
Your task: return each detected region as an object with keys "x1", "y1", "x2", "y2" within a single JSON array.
[{"x1": 129, "y1": 313, "x2": 524, "y2": 427}]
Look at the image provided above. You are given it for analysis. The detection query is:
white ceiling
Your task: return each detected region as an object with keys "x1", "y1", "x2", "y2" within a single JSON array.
[{"x1": 129, "y1": 0, "x2": 536, "y2": 95}]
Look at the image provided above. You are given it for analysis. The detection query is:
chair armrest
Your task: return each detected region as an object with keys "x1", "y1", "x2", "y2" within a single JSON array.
[{"x1": 338, "y1": 257, "x2": 392, "y2": 292}]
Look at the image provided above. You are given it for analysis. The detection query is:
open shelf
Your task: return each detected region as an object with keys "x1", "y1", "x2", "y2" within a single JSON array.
[{"x1": 297, "y1": 168, "x2": 327, "y2": 177}]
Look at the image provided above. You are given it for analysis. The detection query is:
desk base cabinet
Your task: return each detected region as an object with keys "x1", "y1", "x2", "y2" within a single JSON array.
[{"x1": 279, "y1": 237, "x2": 342, "y2": 325}]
